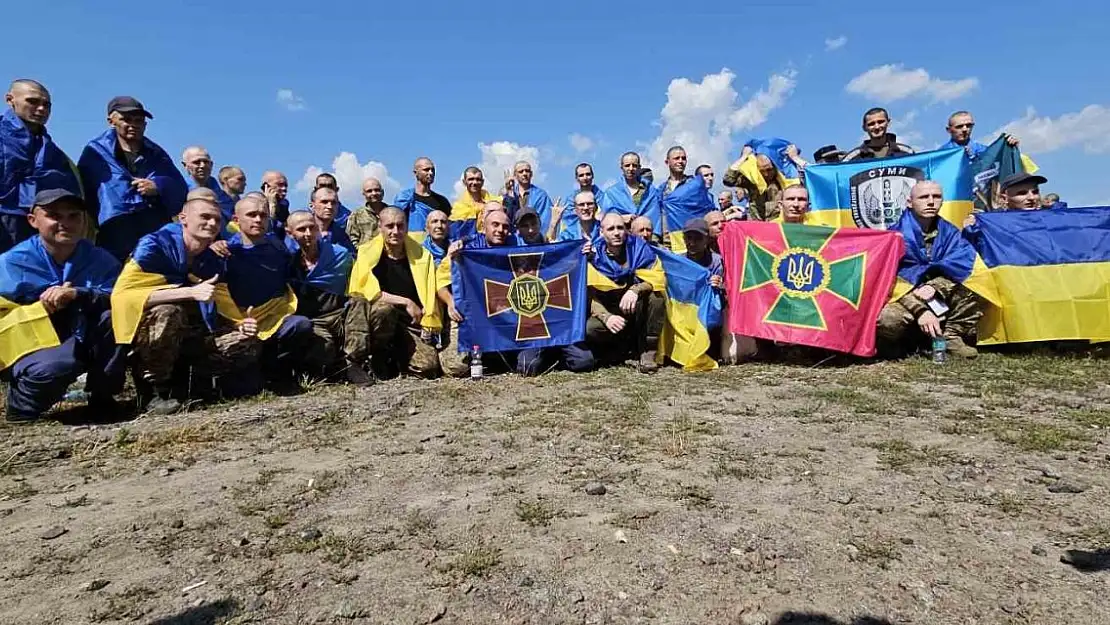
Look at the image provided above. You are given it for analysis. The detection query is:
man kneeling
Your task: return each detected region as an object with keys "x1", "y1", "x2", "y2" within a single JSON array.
[
  {"x1": 878, "y1": 180, "x2": 980, "y2": 359},
  {"x1": 587, "y1": 213, "x2": 665, "y2": 373},
  {"x1": 347, "y1": 207, "x2": 441, "y2": 378},
  {"x1": 1, "y1": 190, "x2": 126, "y2": 421}
]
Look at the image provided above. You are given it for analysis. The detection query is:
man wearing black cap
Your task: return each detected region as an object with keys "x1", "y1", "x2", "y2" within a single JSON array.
[
  {"x1": 812, "y1": 145, "x2": 845, "y2": 164},
  {"x1": 1001, "y1": 172, "x2": 1047, "y2": 210},
  {"x1": 0, "y1": 189, "x2": 126, "y2": 421},
  {"x1": 514, "y1": 207, "x2": 546, "y2": 245},
  {"x1": 1, "y1": 79, "x2": 83, "y2": 253},
  {"x1": 78, "y1": 96, "x2": 187, "y2": 262}
]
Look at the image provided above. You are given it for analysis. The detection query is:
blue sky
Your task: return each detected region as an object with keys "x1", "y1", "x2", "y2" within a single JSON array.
[{"x1": 7, "y1": 0, "x2": 1108, "y2": 207}]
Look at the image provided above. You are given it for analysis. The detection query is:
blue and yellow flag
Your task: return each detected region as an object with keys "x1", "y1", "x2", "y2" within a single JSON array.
[
  {"x1": 454, "y1": 240, "x2": 587, "y2": 353},
  {"x1": 0, "y1": 238, "x2": 120, "y2": 369},
  {"x1": 587, "y1": 237, "x2": 717, "y2": 371},
  {"x1": 967, "y1": 207, "x2": 1110, "y2": 344},
  {"x1": 656, "y1": 249, "x2": 721, "y2": 371},
  {"x1": 804, "y1": 147, "x2": 973, "y2": 230}
]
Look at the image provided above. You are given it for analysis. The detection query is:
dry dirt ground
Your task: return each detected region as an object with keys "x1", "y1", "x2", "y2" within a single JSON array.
[{"x1": 2, "y1": 351, "x2": 1110, "y2": 625}]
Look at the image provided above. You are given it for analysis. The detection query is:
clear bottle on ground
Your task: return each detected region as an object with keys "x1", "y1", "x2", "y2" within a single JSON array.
[
  {"x1": 470, "y1": 345, "x2": 484, "y2": 380},
  {"x1": 932, "y1": 336, "x2": 947, "y2": 364}
]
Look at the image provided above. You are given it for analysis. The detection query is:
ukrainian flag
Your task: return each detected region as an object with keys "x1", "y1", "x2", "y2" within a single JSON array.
[
  {"x1": 804, "y1": 147, "x2": 973, "y2": 230},
  {"x1": 969, "y1": 207, "x2": 1110, "y2": 344}
]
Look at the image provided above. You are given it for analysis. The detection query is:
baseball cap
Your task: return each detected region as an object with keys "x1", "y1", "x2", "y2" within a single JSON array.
[
  {"x1": 813, "y1": 144, "x2": 845, "y2": 162},
  {"x1": 514, "y1": 206, "x2": 540, "y2": 226},
  {"x1": 682, "y1": 217, "x2": 709, "y2": 235},
  {"x1": 999, "y1": 172, "x2": 1047, "y2": 191},
  {"x1": 33, "y1": 188, "x2": 84, "y2": 208},
  {"x1": 106, "y1": 96, "x2": 154, "y2": 119}
]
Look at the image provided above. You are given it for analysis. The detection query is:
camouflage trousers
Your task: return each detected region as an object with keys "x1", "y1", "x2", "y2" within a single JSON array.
[
  {"x1": 131, "y1": 303, "x2": 261, "y2": 386},
  {"x1": 877, "y1": 282, "x2": 982, "y2": 348},
  {"x1": 304, "y1": 306, "x2": 347, "y2": 377},
  {"x1": 438, "y1": 322, "x2": 471, "y2": 379},
  {"x1": 349, "y1": 299, "x2": 440, "y2": 378}
]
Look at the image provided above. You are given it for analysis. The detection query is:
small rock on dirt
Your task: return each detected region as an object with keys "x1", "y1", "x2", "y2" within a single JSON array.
[
  {"x1": 569, "y1": 590, "x2": 585, "y2": 604},
  {"x1": 613, "y1": 529, "x2": 628, "y2": 543},
  {"x1": 1041, "y1": 465, "x2": 1062, "y2": 479},
  {"x1": 1047, "y1": 481, "x2": 1087, "y2": 494},
  {"x1": 81, "y1": 579, "x2": 110, "y2": 592},
  {"x1": 40, "y1": 526, "x2": 67, "y2": 540},
  {"x1": 585, "y1": 482, "x2": 607, "y2": 496},
  {"x1": 740, "y1": 613, "x2": 769, "y2": 625},
  {"x1": 423, "y1": 603, "x2": 447, "y2": 623},
  {"x1": 169, "y1": 519, "x2": 184, "y2": 529},
  {"x1": 833, "y1": 492, "x2": 854, "y2": 505},
  {"x1": 299, "y1": 527, "x2": 323, "y2": 541},
  {"x1": 1032, "y1": 544, "x2": 1048, "y2": 556},
  {"x1": 334, "y1": 601, "x2": 365, "y2": 619}
]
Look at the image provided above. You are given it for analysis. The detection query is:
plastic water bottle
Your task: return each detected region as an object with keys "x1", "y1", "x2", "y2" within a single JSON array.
[
  {"x1": 931, "y1": 337, "x2": 947, "y2": 364},
  {"x1": 470, "y1": 345, "x2": 484, "y2": 380}
]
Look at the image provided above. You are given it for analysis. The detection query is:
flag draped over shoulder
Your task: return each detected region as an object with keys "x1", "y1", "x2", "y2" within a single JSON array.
[
  {"x1": 968, "y1": 207, "x2": 1110, "y2": 344},
  {"x1": 0, "y1": 108, "x2": 83, "y2": 215},
  {"x1": 0, "y1": 238, "x2": 120, "y2": 369},
  {"x1": 285, "y1": 237, "x2": 352, "y2": 298},
  {"x1": 656, "y1": 249, "x2": 721, "y2": 371},
  {"x1": 212, "y1": 234, "x2": 297, "y2": 341},
  {"x1": 349, "y1": 235, "x2": 442, "y2": 333},
  {"x1": 454, "y1": 240, "x2": 586, "y2": 353},
  {"x1": 111, "y1": 223, "x2": 223, "y2": 344},
  {"x1": 587, "y1": 237, "x2": 717, "y2": 370},
  {"x1": 804, "y1": 147, "x2": 973, "y2": 230},
  {"x1": 719, "y1": 221, "x2": 903, "y2": 357},
  {"x1": 448, "y1": 190, "x2": 500, "y2": 241},
  {"x1": 741, "y1": 138, "x2": 802, "y2": 191},
  {"x1": 659, "y1": 175, "x2": 714, "y2": 252},
  {"x1": 77, "y1": 129, "x2": 187, "y2": 225},
  {"x1": 604, "y1": 182, "x2": 662, "y2": 235},
  {"x1": 889, "y1": 209, "x2": 998, "y2": 304}
]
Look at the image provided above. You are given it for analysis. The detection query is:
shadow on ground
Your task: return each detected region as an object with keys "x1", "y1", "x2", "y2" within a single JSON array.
[{"x1": 147, "y1": 599, "x2": 239, "y2": 625}]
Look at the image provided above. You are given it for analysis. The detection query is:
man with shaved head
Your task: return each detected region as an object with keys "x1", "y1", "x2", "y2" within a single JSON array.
[
  {"x1": 587, "y1": 212, "x2": 665, "y2": 372},
  {"x1": 437, "y1": 209, "x2": 593, "y2": 377},
  {"x1": 605, "y1": 151, "x2": 662, "y2": 243},
  {"x1": 778, "y1": 185, "x2": 811, "y2": 224},
  {"x1": 877, "y1": 180, "x2": 981, "y2": 359},
  {"x1": 450, "y1": 166, "x2": 501, "y2": 239},
  {"x1": 347, "y1": 177, "x2": 387, "y2": 248},
  {"x1": 394, "y1": 157, "x2": 452, "y2": 237},
  {"x1": 503, "y1": 160, "x2": 554, "y2": 229},
  {"x1": 2, "y1": 80, "x2": 83, "y2": 253},
  {"x1": 218, "y1": 166, "x2": 246, "y2": 203},
  {"x1": 111, "y1": 198, "x2": 264, "y2": 414},
  {"x1": 658, "y1": 146, "x2": 714, "y2": 250},
  {"x1": 260, "y1": 170, "x2": 290, "y2": 236},
  {"x1": 422, "y1": 209, "x2": 450, "y2": 265},
  {"x1": 309, "y1": 173, "x2": 351, "y2": 228},
  {"x1": 283, "y1": 210, "x2": 368, "y2": 384},
  {"x1": 704, "y1": 210, "x2": 724, "y2": 252},
  {"x1": 630, "y1": 216, "x2": 654, "y2": 244},
  {"x1": 181, "y1": 146, "x2": 235, "y2": 225},
  {"x1": 307, "y1": 186, "x2": 355, "y2": 253},
  {"x1": 347, "y1": 206, "x2": 442, "y2": 379},
  {"x1": 554, "y1": 163, "x2": 605, "y2": 238}
]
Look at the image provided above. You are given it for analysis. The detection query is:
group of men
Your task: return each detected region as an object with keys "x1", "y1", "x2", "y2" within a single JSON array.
[{"x1": 0, "y1": 79, "x2": 1058, "y2": 421}]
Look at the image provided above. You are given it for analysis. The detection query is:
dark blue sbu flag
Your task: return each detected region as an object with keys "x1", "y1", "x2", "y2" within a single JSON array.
[{"x1": 455, "y1": 240, "x2": 587, "y2": 352}]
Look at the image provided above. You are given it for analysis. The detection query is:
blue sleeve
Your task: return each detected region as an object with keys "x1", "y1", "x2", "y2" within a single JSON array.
[{"x1": 76, "y1": 145, "x2": 105, "y2": 222}]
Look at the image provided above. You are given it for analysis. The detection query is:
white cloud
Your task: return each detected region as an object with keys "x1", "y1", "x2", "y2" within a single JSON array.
[
  {"x1": 845, "y1": 64, "x2": 978, "y2": 103},
  {"x1": 568, "y1": 133, "x2": 596, "y2": 154},
  {"x1": 642, "y1": 68, "x2": 797, "y2": 176},
  {"x1": 889, "y1": 109, "x2": 924, "y2": 147},
  {"x1": 276, "y1": 88, "x2": 307, "y2": 112},
  {"x1": 992, "y1": 105, "x2": 1110, "y2": 154},
  {"x1": 295, "y1": 152, "x2": 401, "y2": 207},
  {"x1": 824, "y1": 36, "x2": 847, "y2": 51},
  {"x1": 452, "y1": 141, "x2": 544, "y2": 198}
]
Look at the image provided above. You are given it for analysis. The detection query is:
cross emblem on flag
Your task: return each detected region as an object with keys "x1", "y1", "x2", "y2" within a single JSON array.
[{"x1": 484, "y1": 253, "x2": 574, "y2": 341}]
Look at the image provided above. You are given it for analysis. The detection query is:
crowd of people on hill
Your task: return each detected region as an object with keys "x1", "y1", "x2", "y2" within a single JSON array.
[{"x1": 0, "y1": 79, "x2": 1067, "y2": 421}]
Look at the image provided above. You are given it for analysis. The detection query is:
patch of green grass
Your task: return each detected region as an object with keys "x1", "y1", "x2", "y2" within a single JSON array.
[
  {"x1": 1069, "y1": 408, "x2": 1110, "y2": 429},
  {"x1": 670, "y1": 484, "x2": 715, "y2": 509},
  {"x1": 515, "y1": 498, "x2": 557, "y2": 527},
  {"x1": 850, "y1": 537, "x2": 901, "y2": 567},
  {"x1": 264, "y1": 512, "x2": 290, "y2": 529},
  {"x1": 994, "y1": 422, "x2": 1087, "y2": 452},
  {"x1": 450, "y1": 542, "x2": 502, "y2": 578}
]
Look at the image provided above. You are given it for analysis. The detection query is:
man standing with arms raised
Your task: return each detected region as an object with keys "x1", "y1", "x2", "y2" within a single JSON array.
[
  {"x1": 1, "y1": 79, "x2": 82, "y2": 253},
  {"x1": 78, "y1": 96, "x2": 187, "y2": 262},
  {"x1": 394, "y1": 157, "x2": 452, "y2": 237}
]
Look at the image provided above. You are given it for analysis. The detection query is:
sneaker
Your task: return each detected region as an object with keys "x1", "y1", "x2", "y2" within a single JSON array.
[
  {"x1": 946, "y1": 336, "x2": 979, "y2": 359},
  {"x1": 638, "y1": 350, "x2": 659, "y2": 373},
  {"x1": 145, "y1": 396, "x2": 182, "y2": 416},
  {"x1": 345, "y1": 362, "x2": 376, "y2": 387}
]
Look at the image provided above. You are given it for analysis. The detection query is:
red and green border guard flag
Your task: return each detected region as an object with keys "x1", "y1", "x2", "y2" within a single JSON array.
[{"x1": 718, "y1": 221, "x2": 904, "y2": 356}]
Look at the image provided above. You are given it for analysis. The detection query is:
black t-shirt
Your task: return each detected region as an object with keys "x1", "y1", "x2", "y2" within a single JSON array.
[
  {"x1": 372, "y1": 255, "x2": 421, "y2": 308},
  {"x1": 414, "y1": 191, "x2": 452, "y2": 215}
]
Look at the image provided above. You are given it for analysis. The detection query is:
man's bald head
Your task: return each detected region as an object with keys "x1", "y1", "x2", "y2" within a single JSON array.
[
  {"x1": 261, "y1": 170, "x2": 289, "y2": 200},
  {"x1": 285, "y1": 210, "x2": 315, "y2": 229},
  {"x1": 630, "y1": 216, "x2": 654, "y2": 242},
  {"x1": 186, "y1": 187, "x2": 219, "y2": 203},
  {"x1": 362, "y1": 177, "x2": 385, "y2": 205},
  {"x1": 379, "y1": 206, "x2": 405, "y2": 224},
  {"x1": 413, "y1": 157, "x2": 436, "y2": 186},
  {"x1": 6, "y1": 79, "x2": 51, "y2": 128},
  {"x1": 181, "y1": 146, "x2": 213, "y2": 183},
  {"x1": 180, "y1": 198, "x2": 223, "y2": 243},
  {"x1": 482, "y1": 200, "x2": 505, "y2": 218},
  {"x1": 601, "y1": 212, "x2": 625, "y2": 229},
  {"x1": 908, "y1": 180, "x2": 944, "y2": 221}
]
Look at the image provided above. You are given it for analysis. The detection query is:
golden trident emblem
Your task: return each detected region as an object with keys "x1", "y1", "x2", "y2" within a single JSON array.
[
  {"x1": 514, "y1": 279, "x2": 542, "y2": 314},
  {"x1": 787, "y1": 254, "x2": 815, "y2": 290}
]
